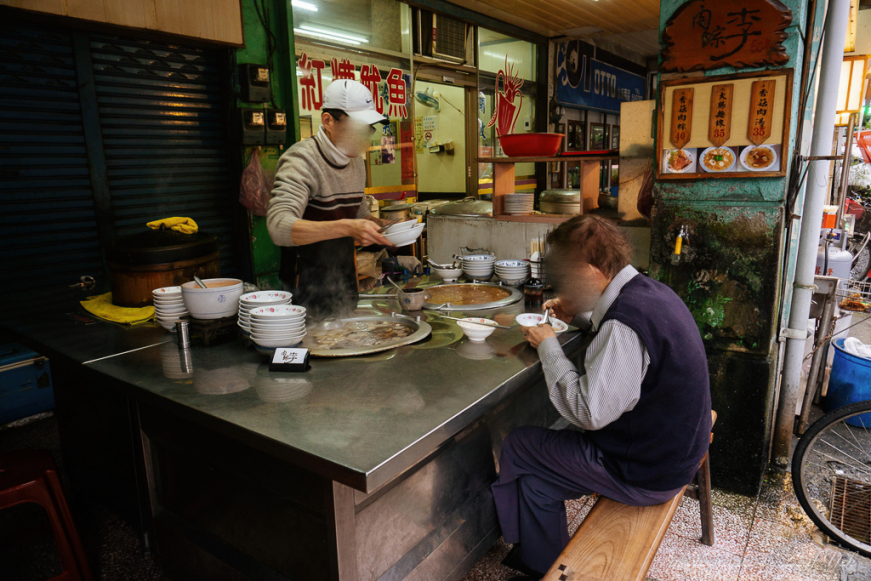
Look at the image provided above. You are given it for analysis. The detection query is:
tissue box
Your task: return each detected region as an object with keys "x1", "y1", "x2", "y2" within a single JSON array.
[{"x1": 0, "y1": 343, "x2": 54, "y2": 424}]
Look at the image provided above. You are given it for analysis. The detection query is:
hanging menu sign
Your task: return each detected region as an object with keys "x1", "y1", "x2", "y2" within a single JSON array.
[
  {"x1": 708, "y1": 84, "x2": 733, "y2": 146},
  {"x1": 670, "y1": 88, "x2": 694, "y2": 148},
  {"x1": 748, "y1": 79, "x2": 775, "y2": 145},
  {"x1": 656, "y1": 69, "x2": 793, "y2": 179}
]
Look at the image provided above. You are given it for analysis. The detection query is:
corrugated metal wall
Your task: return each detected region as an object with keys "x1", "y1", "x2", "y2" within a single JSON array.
[
  {"x1": 0, "y1": 20, "x2": 240, "y2": 301},
  {"x1": 88, "y1": 33, "x2": 239, "y2": 275},
  {"x1": 0, "y1": 24, "x2": 105, "y2": 292}
]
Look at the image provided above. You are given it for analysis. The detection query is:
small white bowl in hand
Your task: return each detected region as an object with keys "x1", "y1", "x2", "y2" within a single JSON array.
[
  {"x1": 457, "y1": 318, "x2": 498, "y2": 341},
  {"x1": 515, "y1": 314, "x2": 568, "y2": 334}
]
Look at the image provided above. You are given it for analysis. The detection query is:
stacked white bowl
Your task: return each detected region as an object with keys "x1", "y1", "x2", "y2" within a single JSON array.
[
  {"x1": 152, "y1": 286, "x2": 189, "y2": 331},
  {"x1": 383, "y1": 219, "x2": 425, "y2": 247},
  {"x1": 504, "y1": 193, "x2": 534, "y2": 215},
  {"x1": 248, "y1": 305, "x2": 307, "y2": 349},
  {"x1": 237, "y1": 291, "x2": 293, "y2": 335},
  {"x1": 494, "y1": 260, "x2": 530, "y2": 286},
  {"x1": 461, "y1": 254, "x2": 496, "y2": 281}
]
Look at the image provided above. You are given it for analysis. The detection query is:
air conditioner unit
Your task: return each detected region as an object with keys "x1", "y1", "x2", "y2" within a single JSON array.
[{"x1": 414, "y1": 9, "x2": 469, "y2": 65}]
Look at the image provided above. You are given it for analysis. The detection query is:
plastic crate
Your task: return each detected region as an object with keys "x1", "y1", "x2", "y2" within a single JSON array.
[{"x1": 0, "y1": 343, "x2": 54, "y2": 424}]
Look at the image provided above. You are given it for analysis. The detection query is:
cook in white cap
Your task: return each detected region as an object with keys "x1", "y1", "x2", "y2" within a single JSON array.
[{"x1": 267, "y1": 79, "x2": 392, "y2": 319}]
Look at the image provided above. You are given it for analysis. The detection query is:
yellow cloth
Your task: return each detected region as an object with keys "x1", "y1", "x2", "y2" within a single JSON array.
[
  {"x1": 146, "y1": 217, "x2": 198, "y2": 234},
  {"x1": 80, "y1": 292, "x2": 155, "y2": 325}
]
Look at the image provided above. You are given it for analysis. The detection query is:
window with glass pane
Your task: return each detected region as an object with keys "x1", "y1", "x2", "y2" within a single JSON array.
[
  {"x1": 477, "y1": 29, "x2": 538, "y2": 197},
  {"x1": 293, "y1": 1, "x2": 415, "y2": 203}
]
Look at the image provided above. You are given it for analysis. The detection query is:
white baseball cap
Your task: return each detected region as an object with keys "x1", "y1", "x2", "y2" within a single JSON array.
[{"x1": 322, "y1": 79, "x2": 388, "y2": 125}]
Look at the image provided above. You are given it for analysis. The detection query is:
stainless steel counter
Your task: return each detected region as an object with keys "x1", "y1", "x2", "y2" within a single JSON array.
[
  {"x1": 1, "y1": 283, "x2": 583, "y2": 581},
  {"x1": 83, "y1": 296, "x2": 578, "y2": 493}
]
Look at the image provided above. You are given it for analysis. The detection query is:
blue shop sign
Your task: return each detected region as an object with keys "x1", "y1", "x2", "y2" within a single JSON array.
[{"x1": 556, "y1": 41, "x2": 646, "y2": 114}]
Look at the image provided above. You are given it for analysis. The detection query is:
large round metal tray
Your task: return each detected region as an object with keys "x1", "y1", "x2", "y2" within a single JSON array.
[
  {"x1": 302, "y1": 315, "x2": 432, "y2": 358},
  {"x1": 422, "y1": 283, "x2": 523, "y2": 311}
]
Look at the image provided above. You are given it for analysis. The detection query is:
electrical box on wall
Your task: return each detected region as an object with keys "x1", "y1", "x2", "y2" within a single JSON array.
[
  {"x1": 239, "y1": 63, "x2": 271, "y2": 103},
  {"x1": 266, "y1": 109, "x2": 287, "y2": 144},
  {"x1": 240, "y1": 109, "x2": 266, "y2": 145}
]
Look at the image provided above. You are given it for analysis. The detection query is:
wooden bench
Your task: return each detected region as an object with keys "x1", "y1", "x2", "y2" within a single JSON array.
[{"x1": 542, "y1": 411, "x2": 717, "y2": 581}]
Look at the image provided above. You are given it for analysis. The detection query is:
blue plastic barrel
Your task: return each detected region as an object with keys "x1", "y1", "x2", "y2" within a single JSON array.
[{"x1": 825, "y1": 338, "x2": 871, "y2": 427}]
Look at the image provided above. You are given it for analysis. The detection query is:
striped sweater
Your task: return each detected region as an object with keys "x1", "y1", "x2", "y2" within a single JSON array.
[{"x1": 267, "y1": 128, "x2": 369, "y2": 246}]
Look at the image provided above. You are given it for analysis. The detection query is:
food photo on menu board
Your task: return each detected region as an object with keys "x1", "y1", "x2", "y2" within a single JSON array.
[{"x1": 663, "y1": 144, "x2": 780, "y2": 174}]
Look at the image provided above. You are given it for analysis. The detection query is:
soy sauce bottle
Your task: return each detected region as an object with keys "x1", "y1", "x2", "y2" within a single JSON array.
[{"x1": 524, "y1": 277, "x2": 543, "y2": 306}]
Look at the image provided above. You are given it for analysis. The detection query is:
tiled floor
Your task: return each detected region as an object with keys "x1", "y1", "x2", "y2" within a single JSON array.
[{"x1": 460, "y1": 469, "x2": 871, "y2": 581}]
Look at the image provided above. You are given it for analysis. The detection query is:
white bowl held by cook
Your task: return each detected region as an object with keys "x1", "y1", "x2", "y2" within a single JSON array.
[
  {"x1": 457, "y1": 318, "x2": 498, "y2": 341},
  {"x1": 382, "y1": 219, "x2": 420, "y2": 234},
  {"x1": 384, "y1": 223, "x2": 424, "y2": 247},
  {"x1": 181, "y1": 278, "x2": 243, "y2": 320}
]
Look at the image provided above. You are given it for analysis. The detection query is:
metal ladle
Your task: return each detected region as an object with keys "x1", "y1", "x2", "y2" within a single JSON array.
[{"x1": 193, "y1": 275, "x2": 207, "y2": 289}]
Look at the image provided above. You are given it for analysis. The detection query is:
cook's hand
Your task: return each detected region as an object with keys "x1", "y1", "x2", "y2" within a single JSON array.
[
  {"x1": 543, "y1": 298, "x2": 574, "y2": 324},
  {"x1": 522, "y1": 324, "x2": 556, "y2": 349},
  {"x1": 346, "y1": 219, "x2": 393, "y2": 246}
]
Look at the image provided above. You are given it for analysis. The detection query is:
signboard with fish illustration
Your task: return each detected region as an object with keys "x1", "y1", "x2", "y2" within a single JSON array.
[{"x1": 656, "y1": 69, "x2": 793, "y2": 180}]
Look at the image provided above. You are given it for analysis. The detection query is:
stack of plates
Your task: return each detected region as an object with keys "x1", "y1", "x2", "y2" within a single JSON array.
[
  {"x1": 494, "y1": 260, "x2": 530, "y2": 286},
  {"x1": 504, "y1": 193, "x2": 534, "y2": 215},
  {"x1": 237, "y1": 291, "x2": 293, "y2": 335},
  {"x1": 153, "y1": 286, "x2": 188, "y2": 331},
  {"x1": 461, "y1": 254, "x2": 496, "y2": 281},
  {"x1": 248, "y1": 305, "x2": 307, "y2": 349}
]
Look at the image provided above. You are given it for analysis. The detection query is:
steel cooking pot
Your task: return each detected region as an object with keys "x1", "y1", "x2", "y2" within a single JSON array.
[
  {"x1": 539, "y1": 189, "x2": 581, "y2": 215},
  {"x1": 429, "y1": 197, "x2": 493, "y2": 217}
]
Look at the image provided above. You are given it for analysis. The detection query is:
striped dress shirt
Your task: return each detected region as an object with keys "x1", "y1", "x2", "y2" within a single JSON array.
[{"x1": 537, "y1": 265, "x2": 650, "y2": 431}]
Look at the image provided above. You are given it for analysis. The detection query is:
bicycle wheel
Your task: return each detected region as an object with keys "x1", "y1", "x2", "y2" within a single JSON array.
[{"x1": 793, "y1": 400, "x2": 871, "y2": 557}]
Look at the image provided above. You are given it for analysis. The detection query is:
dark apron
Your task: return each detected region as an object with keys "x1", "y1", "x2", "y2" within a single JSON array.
[{"x1": 279, "y1": 202, "x2": 361, "y2": 320}]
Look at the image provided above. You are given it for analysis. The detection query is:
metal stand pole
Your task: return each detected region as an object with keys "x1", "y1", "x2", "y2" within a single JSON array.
[{"x1": 796, "y1": 278, "x2": 838, "y2": 434}]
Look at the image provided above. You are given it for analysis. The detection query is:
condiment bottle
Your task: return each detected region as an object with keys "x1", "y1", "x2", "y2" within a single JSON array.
[{"x1": 524, "y1": 277, "x2": 543, "y2": 306}]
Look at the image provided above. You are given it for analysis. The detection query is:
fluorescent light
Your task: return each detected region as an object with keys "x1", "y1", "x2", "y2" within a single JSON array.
[
  {"x1": 292, "y1": 0, "x2": 318, "y2": 11},
  {"x1": 298, "y1": 24, "x2": 368, "y2": 44},
  {"x1": 295, "y1": 28, "x2": 361, "y2": 45}
]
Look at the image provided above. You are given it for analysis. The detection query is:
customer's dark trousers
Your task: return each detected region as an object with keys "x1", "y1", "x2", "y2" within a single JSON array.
[{"x1": 491, "y1": 425, "x2": 683, "y2": 574}]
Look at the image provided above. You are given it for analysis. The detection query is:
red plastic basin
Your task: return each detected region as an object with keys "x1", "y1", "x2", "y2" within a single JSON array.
[{"x1": 498, "y1": 133, "x2": 564, "y2": 157}]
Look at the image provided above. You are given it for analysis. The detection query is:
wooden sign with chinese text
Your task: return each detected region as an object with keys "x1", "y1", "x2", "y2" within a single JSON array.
[
  {"x1": 748, "y1": 80, "x2": 775, "y2": 145},
  {"x1": 670, "y1": 88, "x2": 694, "y2": 148},
  {"x1": 661, "y1": 0, "x2": 792, "y2": 73},
  {"x1": 708, "y1": 84, "x2": 733, "y2": 146}
]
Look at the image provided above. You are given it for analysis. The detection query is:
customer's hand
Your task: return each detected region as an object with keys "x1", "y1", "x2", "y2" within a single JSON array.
[
  {"x1": 521, "y1": 324, "x2": 556, "y2": 349},
  {"x1": 543, "y1": 298, "x2": 574, "y2": 324},
  {"x1": 346, "y1": 219, "x2": 393, "y2": 247}
]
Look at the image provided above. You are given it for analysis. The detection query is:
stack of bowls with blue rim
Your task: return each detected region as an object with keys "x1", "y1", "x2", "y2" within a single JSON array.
[
  {"x1": 494, "y1": 259, "x2": 530, "y2": 287},
  {"x1": 248, "y1": 305, "x2": 307, "y2": 354},
  {"x1": 461, "y1": 254, "x2": 496, "y2": 281}
]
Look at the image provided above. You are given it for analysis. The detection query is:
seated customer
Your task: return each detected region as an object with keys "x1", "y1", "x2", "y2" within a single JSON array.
[{"x1": 492, "y1": 216, "x2": 712, "y2": 580}]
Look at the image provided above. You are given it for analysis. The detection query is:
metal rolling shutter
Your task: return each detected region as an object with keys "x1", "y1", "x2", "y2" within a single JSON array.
[
  {"x1": 0, "y1": 24, "x2": 105, "y2": 295},
  {"x1": 88, "y1": 34, "x2": 239, "y2": 276}
]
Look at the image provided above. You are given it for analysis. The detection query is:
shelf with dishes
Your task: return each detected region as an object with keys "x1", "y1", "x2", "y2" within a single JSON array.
[{"x1": 477, "y1": 155, "x2": 619, "y2": 223}]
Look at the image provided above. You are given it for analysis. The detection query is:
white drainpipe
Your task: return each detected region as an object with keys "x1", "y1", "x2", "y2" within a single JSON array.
[{"x1": 772, "y1": 0, "x2": 853, "y2": 467}]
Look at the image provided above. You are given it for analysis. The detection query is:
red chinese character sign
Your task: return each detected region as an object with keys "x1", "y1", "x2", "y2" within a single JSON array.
[
  {"x1": 331, "y1": 58, "x2": 355, "y2": 81},
  {"x1": 386, "y1": 68, "x2": 407, "y2": 119},
  {"x1": 661, "y1": 0, "x2": 792, "y2": 73},
  {"x1": 488, "y1": 57, "x2": 524, "y2": 136},
  {"x1": 360, "y1": 65, "x2": 384, "y2": 115},
  {"x1": 298, "y1": 53, "x2": 326, "y2": 111}
]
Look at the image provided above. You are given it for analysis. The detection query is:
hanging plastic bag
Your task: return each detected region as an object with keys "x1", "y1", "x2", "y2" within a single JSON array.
[{"x1": 239, "y1": 149, "x2": 272, "y2": 217}]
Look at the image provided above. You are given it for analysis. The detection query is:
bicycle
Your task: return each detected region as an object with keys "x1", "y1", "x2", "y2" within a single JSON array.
[{"x1": 792, "y1": 400, "x2": 871, "y2": 558}]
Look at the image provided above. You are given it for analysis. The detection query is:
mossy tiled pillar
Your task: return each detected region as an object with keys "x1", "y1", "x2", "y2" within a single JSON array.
[
  {"x1": 653, "y1": 0, "x2": 810, "y2": 495},
  {"x1": 236, "y1": 0, "x2": 299, "y2": 289}
]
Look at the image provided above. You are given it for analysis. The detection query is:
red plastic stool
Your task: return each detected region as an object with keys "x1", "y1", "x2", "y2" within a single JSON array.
[{"x1": 0, "y1": 450, "x2": 92, "y2": 581}]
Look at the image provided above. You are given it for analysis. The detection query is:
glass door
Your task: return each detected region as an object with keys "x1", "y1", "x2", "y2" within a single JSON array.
[{"x1": 412, "y1": 79, "x2": 468, "y2": 200}]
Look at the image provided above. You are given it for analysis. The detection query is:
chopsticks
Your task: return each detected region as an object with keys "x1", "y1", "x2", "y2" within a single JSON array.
[
  {"x1": 378, "y1": 218, "x2": 404, "y2": 232},
  {"x1": 439, "y1": 315, "x2": 512, "y2": 330}
]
